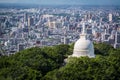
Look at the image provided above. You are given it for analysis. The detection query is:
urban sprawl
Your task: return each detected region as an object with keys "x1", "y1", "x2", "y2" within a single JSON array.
[{"x1": 0, "y1": 6, "x2": 120, "y2": 55}]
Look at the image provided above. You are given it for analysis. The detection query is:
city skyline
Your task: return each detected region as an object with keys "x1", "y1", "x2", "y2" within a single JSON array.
[{"x1": 0, "y1": 0, "x2": 120, "y2": 5}]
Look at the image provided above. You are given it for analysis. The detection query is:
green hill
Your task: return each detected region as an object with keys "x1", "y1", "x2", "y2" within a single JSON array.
[{"x1": 0, "y1": 43, "x2": 120, "y2": 80}]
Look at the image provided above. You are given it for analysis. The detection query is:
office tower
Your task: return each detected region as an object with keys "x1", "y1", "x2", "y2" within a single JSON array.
[
  {"x1": 28, "y1": 17, "x2": 34, "y2": 27},
  {"x1": 17, "y1": 44, "x2": 25, "y2": 52},
  {"x1": 114, "y1": 32, "x2": 120, "y2": 48},
  {"x1": 24, "y1": 13, "x2": 28, "y2": 22},
  {"x1": 109, "y1": 13, "x2": 112, "y2": 22},
  {"x1": 48, "y1": 21, "x2": 56, "y2": 29},
  {"x1": 115, "y1": 32, "x2": 120, "y2": 44}
]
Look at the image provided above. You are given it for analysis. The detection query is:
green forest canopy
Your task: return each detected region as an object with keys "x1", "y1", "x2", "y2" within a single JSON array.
[{"x1": 0, "y1": 43, "x2": 120, "y2": 80}]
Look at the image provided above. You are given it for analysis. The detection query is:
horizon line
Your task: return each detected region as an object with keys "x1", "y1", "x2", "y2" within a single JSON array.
[{"x1": 0, "y1": 3, "x2": 120, "y2": 6}]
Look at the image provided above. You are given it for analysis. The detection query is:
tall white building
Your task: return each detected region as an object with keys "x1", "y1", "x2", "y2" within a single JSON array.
[{"x1": 109, "y1": 13, "x2": 112, "y2": 22}]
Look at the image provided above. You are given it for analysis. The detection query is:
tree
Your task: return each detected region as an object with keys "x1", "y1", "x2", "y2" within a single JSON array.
[
  {"x1": 94, "y1": 42, "x2": 114, "y2": 56},
  {"x1": 0, "y1": 43, "x2": 120, "y2": 80}
]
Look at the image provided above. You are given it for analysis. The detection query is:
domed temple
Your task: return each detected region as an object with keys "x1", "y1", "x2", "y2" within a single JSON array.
[{"x1": 72, "y1": 22, "x2": 95, "y2": 58}]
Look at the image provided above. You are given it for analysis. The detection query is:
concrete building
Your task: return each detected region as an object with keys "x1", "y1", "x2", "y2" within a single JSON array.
[{"x1": 109, "y1": 13, "x2": 112, "y2": 22}]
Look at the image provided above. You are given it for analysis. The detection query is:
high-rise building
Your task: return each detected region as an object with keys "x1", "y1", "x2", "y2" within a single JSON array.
[
  {"x1": 101, "y1": 29, "x2": 110, "y2": 41},
  {"x1": 17, "y1": 44, "x2": 25, "y2": 52},
  {"x1": 0, "y1": 24, "x2": 2, "y2": 36},
  {"x1": 24, "y1": 13, "x2": 28, "y2": 22},
  {"x1": 109, "y1": 13, "x2": 112, "y2": 22},
  {"x1": 113, "y1": 32, "x2": 120, "y2": 48},
  {"x1": 47, "y1": 21, "x2": 56, "y2": 29},
  {"x1": 64, "y1": 37, "x2": 69, "y2": 44},
  {"x1": 28, "y1": 17, "x2": 34, "y2": 27},
  {"x1": 115, "y1": 32, "x2": 120, "y2": 44}
]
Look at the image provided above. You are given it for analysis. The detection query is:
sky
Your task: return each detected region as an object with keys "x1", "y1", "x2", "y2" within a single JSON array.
[{"x1": 0, "y1": 0, "x2": 120, "y2": 5}]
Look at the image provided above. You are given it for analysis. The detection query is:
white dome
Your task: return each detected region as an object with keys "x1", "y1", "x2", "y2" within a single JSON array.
[
  {"x1": 74, "y1": 39, "x2": 91, "y2": 50},
  {"x1": 72, "y1": 23, "x2": 95, "y2": 58},
  {"x1": 72, "y1": 38, "x2": 95, "y2": 58}
]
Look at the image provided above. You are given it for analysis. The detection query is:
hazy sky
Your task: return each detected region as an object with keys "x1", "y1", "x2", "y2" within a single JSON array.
[{"x1": 0, "y1": 0, "x2": 120, "y2": 5}]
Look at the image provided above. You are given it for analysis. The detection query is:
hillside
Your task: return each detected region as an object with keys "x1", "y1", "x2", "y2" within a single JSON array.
[{"x1": 0, "y1": 43, "x2": 120, "y2": 80}]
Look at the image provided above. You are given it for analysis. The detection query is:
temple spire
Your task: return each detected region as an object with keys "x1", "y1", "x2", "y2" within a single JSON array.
[
  {"x1": 82, "y1": 22, "x2": 86, "y2": 34},
  {"x1": 80, "y1": 22, "x2": 87, "y2": 40}
]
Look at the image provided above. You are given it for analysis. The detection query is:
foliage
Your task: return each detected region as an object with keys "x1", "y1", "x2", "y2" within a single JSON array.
[
  {"x1": 94, "y1": 42, "x2": 114, "y2": 56},
  {"x1": 0, "y1": 43, "x2": 120, "y2": 80}
]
